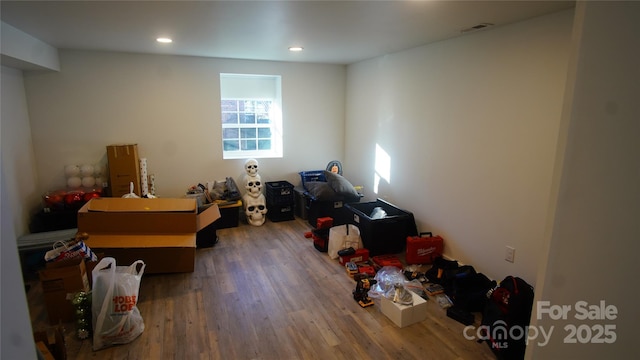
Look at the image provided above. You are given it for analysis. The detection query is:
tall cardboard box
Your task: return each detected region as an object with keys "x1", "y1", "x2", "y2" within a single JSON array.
[
  {"x1": 39, "y1": 258, "x2": 90, "y2": 324},
  {"x1": 107, "y1": 144, "x2": 141, "y2": 197}
]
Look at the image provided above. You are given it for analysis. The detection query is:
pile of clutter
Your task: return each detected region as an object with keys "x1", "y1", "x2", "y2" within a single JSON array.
[
  {"x1": 186, "y1": 177, "x2": 241, "y2": 207},
  {"x1": 43, "y1": 164, "x2": 106, "y2": 211}
]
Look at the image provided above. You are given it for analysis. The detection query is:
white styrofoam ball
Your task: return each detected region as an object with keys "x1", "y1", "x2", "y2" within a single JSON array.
[
  {"x1": 64, "y1": 165, "x2": 80, "y2": 177},
  {"x1": 80, "y1": 164, "x2": 94, "y2": 177},
  {"x1": 67, "y1": 176, "x2": 82, "y2": 188},
  {"x1": 95, "y1": 176, "x2": 105, "y2": 187},
  {"x1": 94, "y1": 164, "x2": 105, "y2": 176},
  {"x1": 81, "y1": 176, "x2": 96, "y2": 188}
]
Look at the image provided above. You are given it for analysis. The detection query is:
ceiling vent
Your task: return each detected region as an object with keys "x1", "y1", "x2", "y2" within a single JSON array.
[{"x1": 460, "y1": 23, "x2": 494, "y2": 34}]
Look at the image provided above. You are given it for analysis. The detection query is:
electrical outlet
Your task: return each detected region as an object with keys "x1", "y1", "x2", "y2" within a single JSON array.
[{"x1": 505, "y1": 246, "x2": 515, "y2": 263}]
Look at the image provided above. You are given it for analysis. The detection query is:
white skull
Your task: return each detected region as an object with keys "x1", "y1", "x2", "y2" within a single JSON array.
[
  {"x1": 244, "y1": 194, "x2": 267, "y2": 226},
  {"x1": 244, "y1": 173, "x2": 261, "y2": 186},
  {"x1": 244, "y1": 158, "x2": 259, "y2": 176},
  {"x1": 245, "y1": 177, "x2": 263, "y2": 198}
]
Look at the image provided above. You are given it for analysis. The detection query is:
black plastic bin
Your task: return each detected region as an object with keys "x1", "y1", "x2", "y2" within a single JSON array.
[
  {"x1": 266, "y1": 181, "x2": 294, "y2": 206},
  {"x1": 267, "y1": 204, "x2": 295, "y2": 222},
  {"x1": 345, "y1": 198, "x2": 418, "y2": 256}
]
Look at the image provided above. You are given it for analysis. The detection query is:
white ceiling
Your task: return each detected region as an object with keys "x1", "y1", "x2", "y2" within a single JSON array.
[{"x1": 1, "y1": 0, "x2": 575, "y2": 65}]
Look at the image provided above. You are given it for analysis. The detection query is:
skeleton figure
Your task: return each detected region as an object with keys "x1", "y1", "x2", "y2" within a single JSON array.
[{"x1": 243, "y1": 193, "x2": 267, "y2": 226}]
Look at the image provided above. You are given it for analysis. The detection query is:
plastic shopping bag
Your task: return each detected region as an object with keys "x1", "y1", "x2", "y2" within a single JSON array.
[
  {"x1": 44, "y1": 233, "x2": 97, "y2": 263},
  {"x1": 328, "y1": 224, "x2": 363, "y2": 260},
  {"x1": 92, "y1": 257, "x2": 145, "y2": 351}
]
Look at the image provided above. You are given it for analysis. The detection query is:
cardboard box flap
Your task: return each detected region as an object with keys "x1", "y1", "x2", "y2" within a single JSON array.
[
  {"x1": 87, "y1": 197, "x2": 196, "y2": 213},
  {"x1": 197, "y1": 203, "x2": 222, "y2": 231}
]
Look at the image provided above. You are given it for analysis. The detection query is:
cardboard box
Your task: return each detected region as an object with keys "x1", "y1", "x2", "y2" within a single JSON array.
[
  {"x1": 39, "y1": 258, "x2": 90, "y2": 324},
  {"x1": 107, "y1": 144, "x2": 141, "y2": 197},
  {"x1": 379, "y1": 291, "x2": 428, "y2": 328},
  {"x1": 78, "y1": 198, "x2": 221, "y2": 273}
]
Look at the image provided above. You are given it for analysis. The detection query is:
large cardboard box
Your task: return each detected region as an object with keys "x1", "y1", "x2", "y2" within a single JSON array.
[
  {"x1": 107, "y1": 144, "x2": 141, "y2": 197},
  {"x1": 39, "y1": 258, "x2": 90, "y2": 324},
  {"x1": 78, "y1": 198, "x2": 221, "y2": 273},
  {"x1": 379, "y1": 291, "x2": 428, "y2": 328}
]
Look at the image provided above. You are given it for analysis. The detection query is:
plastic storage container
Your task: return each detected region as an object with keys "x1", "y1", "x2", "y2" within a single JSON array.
[
  {"x1": 267, "y1": 204, "x2": 295, "y2": 222},
  {"x1": 345, "y1": 198, "x2": 418, "y2": 256},
  {"x1": 298, "y1": 170, "x2": 326, "y2": 186},
  {"x1": 266, "y1": 181, "x2": 294, "y2": 206}
]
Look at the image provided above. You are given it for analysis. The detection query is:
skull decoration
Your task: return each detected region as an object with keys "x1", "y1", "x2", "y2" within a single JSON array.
[
  {"x1": 242, "y1": 157, "x2": 267, "y2": 224},
  {"x1": 243, "y1": 158, "x2": 262, "y2": 190},
  {"x1": 244, "y1": 158, "x2": 260, "y2": 177},
  {"x1": 244, "y1": 193, "x2": 267, "y2": 226},
  {"x1": 245, "y1": 178, "x2": 263, "y2": 198}
]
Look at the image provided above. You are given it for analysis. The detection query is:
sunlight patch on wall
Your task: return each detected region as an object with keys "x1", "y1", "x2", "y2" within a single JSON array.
[{"x1": 374, "y1": 143, "x2": 391, "y2": 194}]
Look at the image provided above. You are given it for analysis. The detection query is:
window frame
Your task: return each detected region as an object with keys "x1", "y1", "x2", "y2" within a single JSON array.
[{"x1": 220, "y1": 74, "x2": 283, "y2": 160}]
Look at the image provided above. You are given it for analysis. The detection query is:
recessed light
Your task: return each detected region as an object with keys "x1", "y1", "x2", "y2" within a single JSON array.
[
  {"x1": 288, "y1": 46, "x2": 303, "y2": 52},
  {"x1": 157, "y1": 37, "x2": 173, "y2": 43}
]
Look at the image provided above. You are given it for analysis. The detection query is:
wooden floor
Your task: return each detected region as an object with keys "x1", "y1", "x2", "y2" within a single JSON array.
[{"x1": 26, "y1": 217, "x2": 496, "y2": 360}]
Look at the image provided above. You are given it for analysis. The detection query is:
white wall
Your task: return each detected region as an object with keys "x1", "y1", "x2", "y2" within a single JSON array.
[
  {"x1": 531, "y1": 2, "x2": 639, "y2": 358},
  {"x1": 23, "y1": 50, "x2": 346, "y2": 199},
  {"x1": 345, "y1": 10, "x2": 574, "y2": 283},
  {"x1": 1, "y1": 65, "x2": 38, "y2": 360},
  {"x1": 1, "y1": 66, "x2": 40, "y2": 236}
]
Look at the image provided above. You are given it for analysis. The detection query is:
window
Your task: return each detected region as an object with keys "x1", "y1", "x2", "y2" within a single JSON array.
[{"x1": 220, "y1": 73, "x2": 282, "y2": 159}]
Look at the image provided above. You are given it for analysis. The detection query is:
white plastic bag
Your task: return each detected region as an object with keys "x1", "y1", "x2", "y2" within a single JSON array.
[
  {"x1": 328, "y1": 224, "x2": 363, "y2": 260},
  {"x1": 92, "y1": 257, "x2": 145, "y2": 350}
]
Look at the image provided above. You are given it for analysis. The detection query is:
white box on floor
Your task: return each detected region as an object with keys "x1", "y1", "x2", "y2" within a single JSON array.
[{"x1": 379, "y1": 291, "x2": 428, "y2": 328}]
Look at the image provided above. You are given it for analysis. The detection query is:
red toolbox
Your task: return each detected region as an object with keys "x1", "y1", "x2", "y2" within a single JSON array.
[
  {"x1": 357, "y1": 265, "x2": 376, "y2": 277},
  {"x1": 316, "y1": 217, "x2": 333, "y2": 229},
  {"x1": 339, "y1": 248, "x2": 370, "y2": 265},
  {"x1": 372, "y1": 255, "x2": 403, "y2": 269},
  {"x1": 406, "y1": 232, "x2": 443, "y2": 264}
]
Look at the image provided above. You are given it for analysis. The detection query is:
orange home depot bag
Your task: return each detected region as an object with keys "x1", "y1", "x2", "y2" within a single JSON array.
[{"x1": 406, "y1": 232, "x2": 444, "y2": 264}]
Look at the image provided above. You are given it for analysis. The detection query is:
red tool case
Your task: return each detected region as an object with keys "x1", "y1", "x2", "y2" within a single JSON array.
[
  {"x1": 406, "y1": 232, "x2": 443, "y2": 264},
  {"x1": 339, "y1": 248, "x2": 370, "y2": 265},
  {"x1": 372, "y1": 255, "x2": 403, "y2": 269}
]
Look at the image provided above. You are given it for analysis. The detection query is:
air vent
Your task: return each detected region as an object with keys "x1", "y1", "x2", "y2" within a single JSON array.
[{"x1": 460, "y1": 23, "x2": 494, "y2": 33}]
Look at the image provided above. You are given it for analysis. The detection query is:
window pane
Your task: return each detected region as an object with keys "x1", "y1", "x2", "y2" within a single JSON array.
[
  {"x1": 241, "y1": 139, "x2": 257, "y2": 151},
  {"x1": 256, "y1": 114, "x2": 270, "y2": 124},
  {"x1": 221, "y1": 100, "x2": 238, "y2": 112},
  {"x1": 223, "y1": 140, "x2": 239, "y2": 151},
  {"x1": 255, "y1": 101, "x2": 269, "y2": 113},
  {"x1": 222, "y1": 113, "x2": 238, "y2": 124},
  {"x1": 241, "y1": 113, "x2": 256, "y2": 124},
  {"x1": 258, "y1": 139, "x2": 271, "y2": 150},
  {"x1": 257, "y1": 128, "x2": 271, "y2": 138},
  {"x1": 240, "y1": 128, "x2": 257, "y2": 139},
  {"x1": 223, "y1": 128, "x2": 239, "y2": 139}
]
